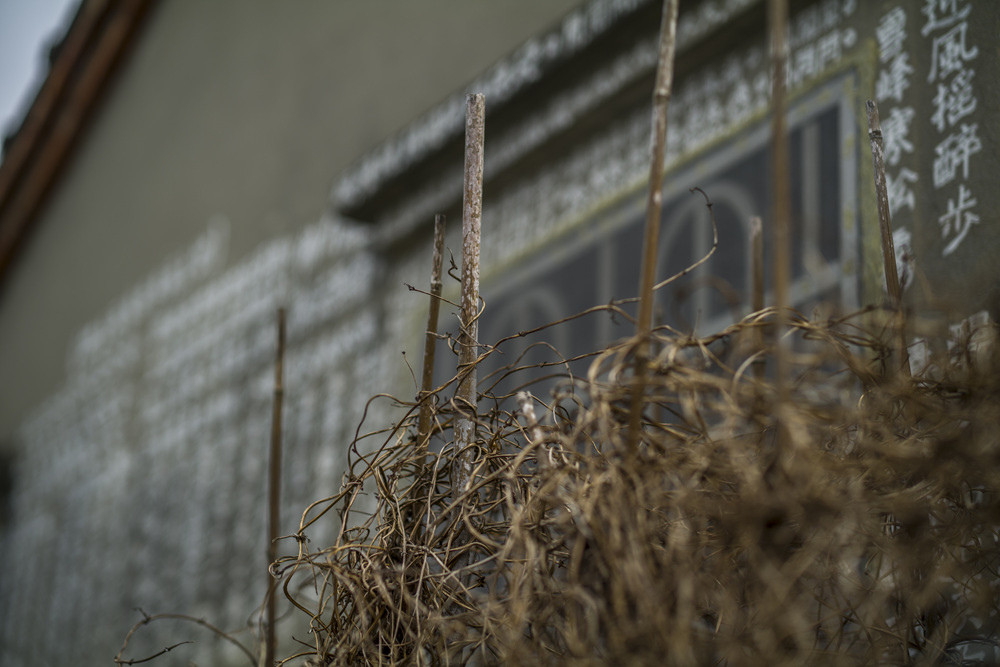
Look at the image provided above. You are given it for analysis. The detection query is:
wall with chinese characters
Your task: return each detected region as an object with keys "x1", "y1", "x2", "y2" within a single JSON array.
[
  {"x1": 872, "y1": 0, "x2": 998, "y2": 325},
  {"x1": 0, "y1": 1, "x2": 998, "y2": 666}
]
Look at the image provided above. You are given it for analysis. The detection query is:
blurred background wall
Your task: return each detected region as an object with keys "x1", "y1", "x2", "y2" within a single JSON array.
[
  {"x1": 0, "y1": 0, "x2": 996, "y2": 664},
  {"x1": 0, "y1": 2, "x2": 583, "y2": 664}
]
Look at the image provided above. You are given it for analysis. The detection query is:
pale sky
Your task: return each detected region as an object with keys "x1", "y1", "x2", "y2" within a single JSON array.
[{"x1": 0, "y1": 0, "x2": 80, "y2": 150}]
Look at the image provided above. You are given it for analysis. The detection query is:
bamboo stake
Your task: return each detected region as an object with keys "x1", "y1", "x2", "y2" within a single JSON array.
[
  {"x1": 628, "y1": 0, "x2": 679, "y2": 448},
  {"x1": 418, "y1": 214, "x2": 446, "y2": 448},
  {"x1": 769, "y1": 0, "x2": 791, "y2": 419},
  {"x1": 750, "y1": 215, "x2": 765, "y2": 379},
  {"x1": 455, "y1": 94, "x2": 485, "y2": 492},
  {"x1": 751, "y1": 216, "x2": 764, "y2": 315},
  {"x1": 769, "y1": 0, "x2": 790, "y2": 316},
  {"x1": 446, "y1": 94, "x2": 485, "y2": 607},
  {"x1": 865, "y1": 99, "x2": 911, "y2": 377},
  {"x1": 264, "y1": 308, "x2": 285, "y2": 667}
]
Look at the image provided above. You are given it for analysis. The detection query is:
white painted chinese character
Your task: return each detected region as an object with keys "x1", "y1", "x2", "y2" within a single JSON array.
[
  {"x1": 939, "y1": 184, "x2": 978, "y2": 255},
  {"x1": 752, "y1": 71, "x2": 770, "y2": 107},
  {"x1": 893, "y1": 226, "x2": 914, "y2": 292},
  {"x1": 676, "y1": 80, "x2": 699, "y2": 109},
  {"x1": 721, "y1": 56, "x2": 743, "y2": 86},
  {"x1": 876, "y1": 54, "x2": 913, "y2": 103},
  {"x1": 931, "y1": 67, "x2": 976, "y2": 131},
  {"x1": 677, "y1": 12, "x2": 699, "y2": 44},
  {"x1": 882, "y1": 106, "x2": 915, "y2": 166},
  {"x1": 876, "y1": 7, "x2": 907, "y2": 63},
  {"x1": 928, "y1": 21, "x2": 978, "y2": 83},
  {"x1": 817, "y1": 31, "x2": 842, "y2": 69},
  {"x1": 921, "y1": 0, "x2": 971, "y2": 37},
  {"x1": 562, "y1": 12, "x2": 587, "y2": 49},
  {"x1": 686, "y1": 104, "x2": 711, "y2": 148},
  {"x1": 677, "y1": 110, "x2": 700, "y2": 154},
  {"x1": 908, "y1": 337, "x2": 930, "y2": 375},
  {"x1": 821, "y1": 0, "x2": 841, "y2": 29},
  {"x1": 933, "y1": 123, "x2": 981, "y2": 188},
  {"x1": 704, "y1": 96, "x2": 726, "y2": 138},
  {"x1": 792, "y1": 44, "x2": 817, "y2": 87},
  {"x1": 966, "y1": 310, "x2": 996, "y2": 363},
  {"x1": 697, "y1": 1, "x2": 725, "y2": 29},
  {"x1": 887, "y1": 168, "x2": 918, "y2": 215},
  {"x1": 726, "y1": 80, "x2": 754, "y2": 124},
  {"x1": 700, "y1": 70, "x2": 723, "y2": 98},
  {"x1": 666, "y1": 121, "x2": 682, "y2": 159},
  {"x1": 793, "y1": 6, "x2": 820, "y2": 46}
]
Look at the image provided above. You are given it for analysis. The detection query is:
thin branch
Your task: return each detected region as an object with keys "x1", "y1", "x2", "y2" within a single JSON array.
[
  {"x1": 114, "y1": 611, "x2": 255, "y2": 666},
  {"x1": 115, "y1": 641, "x2": 193, "y2": 665}
]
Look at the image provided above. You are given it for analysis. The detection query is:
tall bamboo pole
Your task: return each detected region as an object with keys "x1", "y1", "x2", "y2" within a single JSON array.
[
  {"x1": 769, "y1": 0, "x2": 791, "y2": 415},
  {"x1": 865, "y1": 100, "x2": 911, "y2": 377},
  {"x1": 454, "y1": 94, "x2": 485, "y2": 493},
  {"x1": 628, "y1": 0, "x2": 679, "y2": 448},
  {"x1": 264, "y1": 308, "x2": 285, "y2": 667},
  {"x1": 418, "y1": 214, "x2": 447, "y2": 448},
  {"x1": 751, "y1": 216, "x2": 765, "y2": 316},
  {"x1": 750, "y1": 216, "x2": 765, "y2": 379}
]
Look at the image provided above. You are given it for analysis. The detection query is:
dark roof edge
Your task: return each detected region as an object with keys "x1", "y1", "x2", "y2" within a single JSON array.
[{"x1": 0, "y1": 0, "x2": 156, "y2": 288}]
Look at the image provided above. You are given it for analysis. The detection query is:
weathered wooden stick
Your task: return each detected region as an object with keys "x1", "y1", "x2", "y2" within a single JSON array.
[
  {"x1": 455, "y1": 93, "x2": 485, "y2": 491},
  {"x1": 634, "y1": 0, "x2": 679, "y2": 342},
  {"x1": 769, "y1": 0, "x2": 791, "y2": 417},
  {"x1": 769, "y1": 0, "x2": 790, "y2": 319},
  {"x1": 417, "y1": 214, "x2": 446, "y2": 448},
  {"x1": 446, "y1": 94, "x2": 485, "y2": 602},
  {"x1": 750, "y1": 215, "x2": 765, "y2": 379},
  {"x1": 751, "y1": 216, "x2": 764, "y2": 315},
  {"x1": 628, "y1": 0, "x2": 679, "y2": 448},
  {"x1": 865, "y1": 99, "x2": 911, "y2": 377},
  {"x1": 264, "y1": 308, "x2": 285, "y2": 667}
]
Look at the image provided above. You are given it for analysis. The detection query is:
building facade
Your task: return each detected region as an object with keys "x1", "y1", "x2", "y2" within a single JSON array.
[{"x1": 0, "y1": 0, "x2": 997, "y2": 664}]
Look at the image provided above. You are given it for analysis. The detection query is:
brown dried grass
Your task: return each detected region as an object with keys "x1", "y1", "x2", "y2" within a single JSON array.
[{"x1": 273, "y1": 301, "x2": 1000, "y2": 666}]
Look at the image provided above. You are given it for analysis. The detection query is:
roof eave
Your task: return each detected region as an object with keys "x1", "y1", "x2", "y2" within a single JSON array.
[{"x1": 0, "y1": 0, "x2": 156, "y2": 291}]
